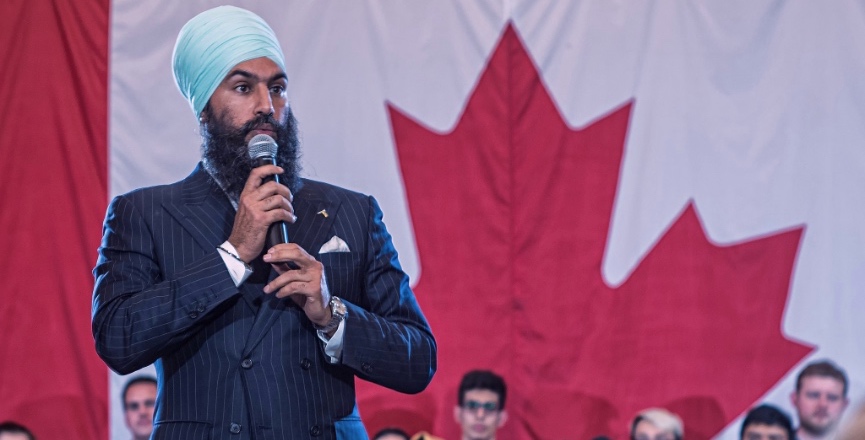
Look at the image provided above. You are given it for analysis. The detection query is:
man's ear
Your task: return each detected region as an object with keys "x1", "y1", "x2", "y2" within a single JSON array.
[
  {"x1": 454, "y1": 405, "x2": 461, "y2": 424},
  {"x1": 497, "y1": 409, "x2": 508, "y2": 428},
  {"x1": 199, "y1": 103, "x2": 212, "y2": 124},
  {"x1": 791, "y1": 390, "x2": 799, "y2": 407}
]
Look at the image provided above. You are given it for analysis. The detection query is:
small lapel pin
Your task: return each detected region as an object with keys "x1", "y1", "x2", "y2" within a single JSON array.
[{"x1": 317, "y1": 209, "x2": 328, "y2": 218}]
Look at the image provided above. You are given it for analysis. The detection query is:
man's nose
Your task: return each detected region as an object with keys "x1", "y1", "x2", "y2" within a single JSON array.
[
  {"x1": 254, "y1": 86, "x2": 274, "y2": 116},
  {"x1": 471, "y1": 407, "x2": 493, "y2": 417}
]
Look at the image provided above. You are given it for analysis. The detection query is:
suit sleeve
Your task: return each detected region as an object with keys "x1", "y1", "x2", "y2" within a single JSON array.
[
  {"x1": 91, "y1": 194, "x2": 239, "y2": 374},
  {"x1": 337, "y1": 196, "x2": 437, "y2": 394}
]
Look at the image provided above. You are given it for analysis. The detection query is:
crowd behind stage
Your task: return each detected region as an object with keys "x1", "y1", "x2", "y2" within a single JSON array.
[
  {"x1": 1, "y1": 359, "x2": 860, "y2": 440},
  {"x1": 369, "y1": 359, "x2": 861, "y2": 440}
]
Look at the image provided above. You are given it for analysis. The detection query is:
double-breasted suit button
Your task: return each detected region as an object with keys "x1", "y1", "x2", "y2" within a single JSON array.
[
  {"x1": 241, "y1": 358, "x2": 253, "y2": 369},
  {"x1": 196, "y1": 303, "x2": 206, "y2": 313},
  {"x1": 229, "y1": 423, "x2": 241, "y2": 434},
  {"x1": 309, "y1": 425, "x2": 321, "y2": 436},
  {"x1": 300, "y1": 358, "x2": 311, "y2": 370},
  {"x1": 361, "y1": 362, "x2": 373, "y2": 373},
  {"x1": 188, "y1": 311, "x2": 198, "y2": 319}
]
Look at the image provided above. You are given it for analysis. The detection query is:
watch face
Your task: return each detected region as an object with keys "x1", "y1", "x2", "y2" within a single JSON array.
[{"x1": 332, "y1": 297, "x2": 347, "y2": 317}]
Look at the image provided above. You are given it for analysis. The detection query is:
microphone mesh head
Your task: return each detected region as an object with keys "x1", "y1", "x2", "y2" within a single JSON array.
[{"x1": 247, "y1": 134, "x2": 278, "y2": 159}]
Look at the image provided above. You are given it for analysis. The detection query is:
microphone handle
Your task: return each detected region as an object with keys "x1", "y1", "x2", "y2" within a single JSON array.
[
  {"x1": 266, "y1": 219, "x2": 290, "y2": 249},
  {"x1": 254, "y1": 156, "x2": 290, "y2": 248}
]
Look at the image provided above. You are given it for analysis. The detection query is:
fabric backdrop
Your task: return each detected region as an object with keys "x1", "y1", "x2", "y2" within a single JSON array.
[{"x1": 2, "y1": 1, "x2": 864, "y2": 439}]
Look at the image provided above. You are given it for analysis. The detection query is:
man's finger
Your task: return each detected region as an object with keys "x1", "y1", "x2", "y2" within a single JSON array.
[
  {"x1": 243, "y1": 165, "x2": 284, "y2": 193},
  {"x1": 263, "y1": 270, "x2": 312, "y2": 294}
]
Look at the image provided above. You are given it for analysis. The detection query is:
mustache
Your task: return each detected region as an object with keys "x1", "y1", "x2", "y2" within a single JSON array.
[{"x1": 241, "y1": 113, "x2": 280, "y2": 135}]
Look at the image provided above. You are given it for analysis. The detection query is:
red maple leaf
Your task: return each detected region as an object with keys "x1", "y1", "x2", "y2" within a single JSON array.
[{"x1": 358, "y1": 24, "x2": 812, "y2": 440}]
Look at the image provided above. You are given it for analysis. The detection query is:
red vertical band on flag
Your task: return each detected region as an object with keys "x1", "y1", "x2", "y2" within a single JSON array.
[{"x1": 0, "y1": 0, "x2": 109, "y2": 439}]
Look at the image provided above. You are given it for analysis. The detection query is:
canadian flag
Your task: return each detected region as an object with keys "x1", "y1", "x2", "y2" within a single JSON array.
[{"x1": 2, "y1": 1, "x2": 863, "y2": 439}]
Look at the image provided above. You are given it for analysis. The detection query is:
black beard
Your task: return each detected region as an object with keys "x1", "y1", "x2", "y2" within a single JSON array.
[{"x1": 201, "y1": 107, "x2": 302, "y2": 202}]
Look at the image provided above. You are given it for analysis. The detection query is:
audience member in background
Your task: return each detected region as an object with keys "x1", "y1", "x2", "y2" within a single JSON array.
[
  {"x1": 740, "y1": 404, "x2": 794, "y2": 440},
  {"x1": 791, "y1": 359, "x2": 850, "y2": 440},
  {"x1": 454, "y1": 370, "x2": 508, "y2": 440},
  {"x1": 0, "y1": 421, "x2": 35, "y2": 440},
  {"x1": 122, "y1": 375, "x2": 157, "y2": 440},
  {"x1": 630, "y1": 408, "x2": 683, "y2": 440},
  {"x1": 373, "y1": 427, "x2": 410, "y2": 440}
]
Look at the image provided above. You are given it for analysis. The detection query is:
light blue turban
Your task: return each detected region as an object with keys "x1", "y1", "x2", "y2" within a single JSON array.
[{"x1": 172, "y1": 5, "x2": 286, "y2": 119}]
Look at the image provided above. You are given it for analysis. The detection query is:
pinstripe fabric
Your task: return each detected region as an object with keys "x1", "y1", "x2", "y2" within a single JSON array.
[{"x1": 92, "y1": 164, "x2": 436, "y2": 439}]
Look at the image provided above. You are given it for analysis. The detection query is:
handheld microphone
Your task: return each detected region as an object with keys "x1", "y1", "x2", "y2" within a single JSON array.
[{"x1": 247, "y1": 134, "x2": 290, "y2": 249}]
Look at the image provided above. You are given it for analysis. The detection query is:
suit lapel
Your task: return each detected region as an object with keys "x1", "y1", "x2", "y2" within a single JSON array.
[
  {"x1": 163, "y1": 165, "x2": 264, "y2": 310},
  {"x1": 162, "y1": 165, "x2": 234, "y2": 251},
  {"x1": 242, "y1": 181, "x2": 342, "y2": 355},
  {"x1": 164, "y1": 172, "x2": 339, "y2": 257}
]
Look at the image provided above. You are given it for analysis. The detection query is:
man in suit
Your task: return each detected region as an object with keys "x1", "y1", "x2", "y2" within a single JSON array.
[{"x1": 91, "y1": 6, "x2": 436, "y2": 439}]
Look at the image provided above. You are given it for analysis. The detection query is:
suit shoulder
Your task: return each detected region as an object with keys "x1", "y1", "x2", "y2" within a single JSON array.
[
  {"x1": 298, "y1": 178, "x2": 370, "y2": 204},
  {"x1": 114, "y1": 180, "x2": 184, "y2": 207},
  {"x1": 119, "y1": 181, "x2": 180, "y2": 198},
  {"x1": 114, "y1": 166, "x2": 206, "y2": 204}
]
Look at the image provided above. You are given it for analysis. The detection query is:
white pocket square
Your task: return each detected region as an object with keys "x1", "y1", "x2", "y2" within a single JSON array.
[{"x1": 319, "y1": 235, "x2": 350, "y2": 253}]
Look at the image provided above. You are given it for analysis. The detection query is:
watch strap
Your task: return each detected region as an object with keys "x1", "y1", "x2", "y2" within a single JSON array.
[{"x1": 314, "y1": 296, "x2": 346, "y2": 332}]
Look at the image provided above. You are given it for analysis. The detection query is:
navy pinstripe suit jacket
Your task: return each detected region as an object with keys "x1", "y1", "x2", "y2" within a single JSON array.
[{"x1": 92, "y1": 164, "x2": 436, "y2": 439}]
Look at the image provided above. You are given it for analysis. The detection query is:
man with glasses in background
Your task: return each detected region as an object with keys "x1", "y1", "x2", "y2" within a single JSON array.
[{"x1": 454, "y1": 370, "x2": 508, "y2": 440}]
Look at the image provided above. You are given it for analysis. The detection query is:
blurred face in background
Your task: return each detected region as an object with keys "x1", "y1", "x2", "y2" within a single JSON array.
[
  {"x1": 454, "y1": 389, "x2": 507, "y2": 440},
  {"x1": 124, "y1": 382, "x2": 157, "y2": 440},
  {"x1": 792, "y1": 376, "x2": 849, "y2": 436}
]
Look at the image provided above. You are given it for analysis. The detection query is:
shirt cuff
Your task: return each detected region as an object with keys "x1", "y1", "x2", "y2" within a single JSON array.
[
  {"x1": 217, "y1": 241, "x2": 253, "y2": 286},
  {"x1": 317, "y1": 319, "x2": 346, "y2": 364}
]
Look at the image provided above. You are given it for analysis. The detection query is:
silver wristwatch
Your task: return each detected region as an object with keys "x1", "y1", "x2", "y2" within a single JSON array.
[{"x1": 314, "y1": 296, "x2": 347, "y2": 333}]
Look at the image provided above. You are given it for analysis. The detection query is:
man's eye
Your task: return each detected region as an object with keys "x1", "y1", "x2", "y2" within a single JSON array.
[
  {"x1": 235, "y1": 84, "x2": 250, "y2": 93},
  {"x1": 270, "y1": 85, "x2": 285, "y2": 94}
]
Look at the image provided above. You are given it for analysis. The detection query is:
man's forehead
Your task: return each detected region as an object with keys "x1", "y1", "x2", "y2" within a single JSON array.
[
  {"x1": 224, "y1": 58, "x2": 287, "y2": 81},
  {"x1": 743, "y1": 423, "x2": 788, "y2": 439},
  {"x1": 800, "y1": 375, "x2": 845, "y2": 392},
  {"x1": 464, "y1": 389, "x2": 500, "y2": 402},
  {"x1": 125, "y1": 382, "x2": 157, "y2": 397},
  {"x1": 0, "y1": 434, "x2": 32, "y2": 440}
]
